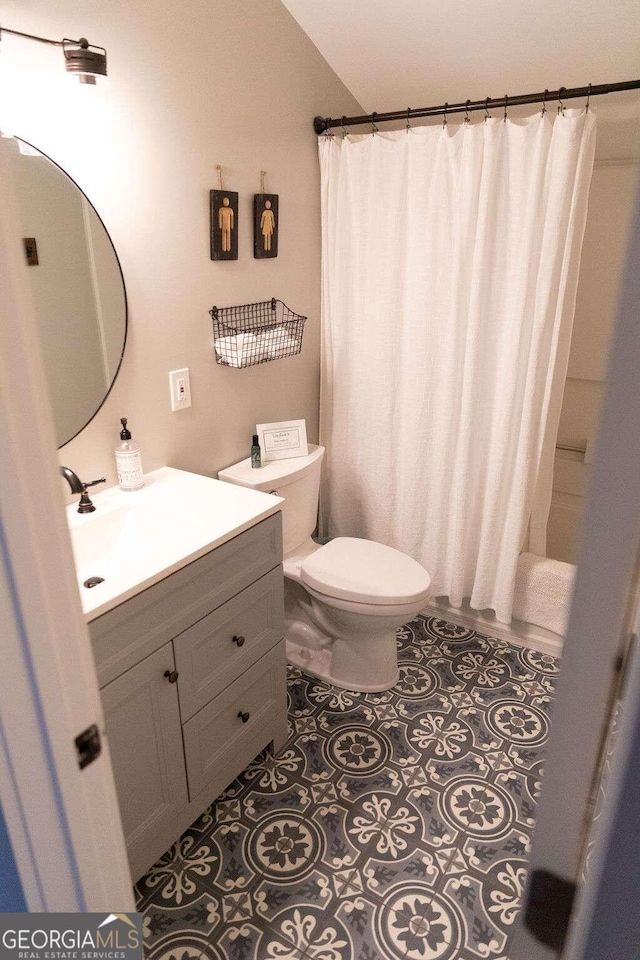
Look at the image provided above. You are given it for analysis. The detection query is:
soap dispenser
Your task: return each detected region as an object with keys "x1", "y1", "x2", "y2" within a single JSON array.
[{"x1": 115, "y1": 417, "x2": 144, "y2": 490}]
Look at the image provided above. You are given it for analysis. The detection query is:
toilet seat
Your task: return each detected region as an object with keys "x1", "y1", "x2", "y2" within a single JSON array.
[
  {"x1": 300, "y1": 537, "x2": 431, "y2": 606},
  {"x1": 303, "y1": 581, "x2": 428, "y2": 619}
]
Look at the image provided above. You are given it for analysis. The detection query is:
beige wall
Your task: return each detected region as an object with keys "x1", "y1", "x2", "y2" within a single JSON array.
[
  {"x1": 0, "y1": 0, "x2": 360, "y2": 498},
  {"x1": 548, "y1": 159, "x2": 639, "y2": 562}
]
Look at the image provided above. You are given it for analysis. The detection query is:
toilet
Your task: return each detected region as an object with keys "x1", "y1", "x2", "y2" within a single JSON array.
[{"x1": 219, "y1": 445, "x2": 431, "y2": 692}]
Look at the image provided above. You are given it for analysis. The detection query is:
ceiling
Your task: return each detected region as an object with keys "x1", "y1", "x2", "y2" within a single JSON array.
[{"x1": 281, "y1": 0, "x2": 640, "y2": 158}]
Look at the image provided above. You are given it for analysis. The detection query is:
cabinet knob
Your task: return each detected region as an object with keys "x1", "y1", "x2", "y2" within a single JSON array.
[
  {"x1": 238, "y1": 710, "x2": 250, "y2": 723},
  {"x1": 232, "y1": 635, "x2": 246, "y2": 647},
  {"x1": 164, "y1": 669, "x2": 179, "y2": 683}
]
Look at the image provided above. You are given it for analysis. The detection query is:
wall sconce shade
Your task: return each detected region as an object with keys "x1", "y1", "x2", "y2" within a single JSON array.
[
  {"x1": 0, "y1": 27, "x2": 107, "y2": 84},
  {"x1": 63, "y1": 38, "x2": 107, "y2": 84}
]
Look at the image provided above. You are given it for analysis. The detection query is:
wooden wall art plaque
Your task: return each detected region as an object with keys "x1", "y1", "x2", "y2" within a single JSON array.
[
  {"x1": 210, "y1": 189, "x2": 239, "y2": 261},
  {"x1": 23, "y1": 237, "x2": 39, "y2": 265},
  {"x1": 253, "y1": 193, "x2": 278, "y2": 259}
]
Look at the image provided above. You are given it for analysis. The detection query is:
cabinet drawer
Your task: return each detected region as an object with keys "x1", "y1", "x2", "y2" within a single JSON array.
[
  {"x1": 174, "y1": 567, "x2": 284, "y2": 721},
  {"x1": 91, "y1": 513, "x2": 282, "y2": 687},
  {"x1": 183, "y1": 642, "x2": 286, "y2": 801}
]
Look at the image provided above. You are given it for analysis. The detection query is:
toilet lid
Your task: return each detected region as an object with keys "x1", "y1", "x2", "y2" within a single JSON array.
[{"x1": 300, "y1": 537, "x2": 431, "y2": 605}]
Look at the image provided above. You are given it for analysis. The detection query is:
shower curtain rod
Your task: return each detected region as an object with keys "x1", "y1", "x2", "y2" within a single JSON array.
[{"x1": 313, "y1": 79, "x2": 640, "y2": 134}]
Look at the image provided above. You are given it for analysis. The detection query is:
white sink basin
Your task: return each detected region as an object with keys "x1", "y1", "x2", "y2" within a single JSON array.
[
  {"x1": 66, "y1": 467, "x2": 283, "y2": 620},
  {"x1": 70, "y1": 503, "x2": 199, "y2": 584}
]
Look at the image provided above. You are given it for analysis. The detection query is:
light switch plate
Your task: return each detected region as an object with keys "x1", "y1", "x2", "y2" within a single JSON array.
[{"x1": 169, "y1": 368, "x2": 191, "y2": 411}]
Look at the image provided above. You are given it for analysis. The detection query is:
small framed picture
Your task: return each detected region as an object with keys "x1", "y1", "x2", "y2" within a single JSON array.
[
  {"x1": 23, "y1": 237, "x2": 39, "y2": 265},
  {"x1": 257, "y1": 419, "x2": 308, "y2": 461}
]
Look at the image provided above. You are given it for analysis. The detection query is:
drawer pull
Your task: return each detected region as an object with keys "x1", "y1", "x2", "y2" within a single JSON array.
[
  {"x1": 164, "y1": 669, "x2": 179, "y2": 683},
  {"x1": 232, "y1": 635, "x2": 246, "y2": 647},
  {"x1": 238, "y1": 710, "x2": 251, "y2": 723}
]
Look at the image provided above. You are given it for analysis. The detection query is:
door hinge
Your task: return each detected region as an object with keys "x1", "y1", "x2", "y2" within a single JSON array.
[
  {"x1": 524, "y1": 869, "x2": 577, "y2": 951},
  {"x1": 75, "y1": 724, "x2": 102, "y2": 770}
]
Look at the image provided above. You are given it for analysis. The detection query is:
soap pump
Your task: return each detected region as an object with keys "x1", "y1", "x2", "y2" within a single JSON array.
[{"x1": 115, "y1": 417, "x2": 144, "y2": 490}]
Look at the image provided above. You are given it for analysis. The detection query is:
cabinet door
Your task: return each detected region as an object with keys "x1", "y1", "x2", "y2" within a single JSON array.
[{"x1": 101, "y1": 642, "x2": 188, "y2": 880}]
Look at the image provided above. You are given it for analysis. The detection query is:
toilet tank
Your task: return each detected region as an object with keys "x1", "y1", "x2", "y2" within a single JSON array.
[{"x1": 218, "y1": 444, "x2": 325, "y2": 555}]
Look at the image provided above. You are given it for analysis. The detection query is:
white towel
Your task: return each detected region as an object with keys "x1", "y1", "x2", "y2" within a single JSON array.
[
  {"x1": 214, "y1": 332, "x2": 257, "y2": 367},
  {"x1": 215, "y1": 328, "x2": 299, "y2": 366},
  {"x1": 256, "y1": 325, "x2": 299, "y2": 359},
  {"x1": 269, "y1": 336, "x2": 299, "y2": 358},
  {"x1": 512, "y1": 552, "x2": 576, "y2": 636}
]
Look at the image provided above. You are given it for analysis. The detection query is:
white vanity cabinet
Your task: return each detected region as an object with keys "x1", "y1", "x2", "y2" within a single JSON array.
[{"x1": 90, "y1": 512, "x2": 287, "y2": 881}]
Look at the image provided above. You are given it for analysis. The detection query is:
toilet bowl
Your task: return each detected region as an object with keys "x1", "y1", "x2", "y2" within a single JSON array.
[{"x1": 218, "y1": 445, "x2": 431, "y2": 692}]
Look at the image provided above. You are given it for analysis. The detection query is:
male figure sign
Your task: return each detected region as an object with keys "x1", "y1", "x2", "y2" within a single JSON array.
[
  {"x1": 210, "y1": 189, "x2": 238, "y2": 260},
  {"x1": 219, "y1": 196, "x2": 234, "y2": 252}
]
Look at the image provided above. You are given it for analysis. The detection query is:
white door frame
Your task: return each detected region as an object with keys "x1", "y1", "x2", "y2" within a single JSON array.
[
  {"x1": 0, "y1": 137, "x2": 134, "y2": 912},
  {"x1": 565, "y1": 625, "x2": 640, "y2": 960},
  {"x1": 511, "y1": 184, "x2": 640, "y2": 957}
]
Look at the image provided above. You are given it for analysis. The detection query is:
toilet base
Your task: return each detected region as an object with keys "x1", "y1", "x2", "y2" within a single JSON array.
[{"x1": 285, "y1": 616, "x2": 399, "y2": 693}]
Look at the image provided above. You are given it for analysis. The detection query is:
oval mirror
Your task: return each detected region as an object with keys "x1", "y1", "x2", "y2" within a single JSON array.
[{"x1": 8, "y1": 137, "x2": 127, "y2": 448}]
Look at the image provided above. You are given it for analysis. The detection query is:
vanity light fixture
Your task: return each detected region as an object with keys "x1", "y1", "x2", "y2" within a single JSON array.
[{"x1": 0, "y1": 27, "x2": 107, "y2": 84}]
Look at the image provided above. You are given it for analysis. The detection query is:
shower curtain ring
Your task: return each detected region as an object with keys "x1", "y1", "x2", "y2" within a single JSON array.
[
  {"x1": 406, "y1": 107, "x2": 411, "y2": 132},
  {"x1": 371, "y1": 111, "x2": 378, "y2": 135},
  {"x1": 464, "y1": 99, "x2": 471, "y2": 123},
  {"x1": 586, "y1": 82, "x2": 592, "y2": 111},
  {"x1": 503, "y1": 94, "x2": 508, "y2": 122},
  {"x1": 558, "y1": 86, "x2": 565, "y2": 115},
  {"x1": 484, "y1": 97, "x2": 491, "y2": 121},
  {"x1": 341, "y1": 115, "x2": 347, "y2": 138},
  {"x1": 442, "y1": 102, "x2": 448, "y2": 127},
  {"x1": 541, "y1": 89, "x2": 548, "y2": 116}
]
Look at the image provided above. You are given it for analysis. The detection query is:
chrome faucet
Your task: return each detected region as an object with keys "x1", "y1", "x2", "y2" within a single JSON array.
[{"x1": 60, "y1": 466, "x2": 106, "y2": 514}]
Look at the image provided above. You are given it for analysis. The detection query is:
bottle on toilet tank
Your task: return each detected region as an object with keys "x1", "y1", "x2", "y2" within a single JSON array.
[
  {"x1": 115, "y1": 417, "x2": 144, "y2": 490},
  {"x1": 251, "y1": 434, "x2": 262, "y2": 469}
]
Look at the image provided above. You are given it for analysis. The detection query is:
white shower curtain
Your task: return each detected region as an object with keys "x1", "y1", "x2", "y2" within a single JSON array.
[{"x1": 319, "y1": 110, "x2": 596, "y2": 622}]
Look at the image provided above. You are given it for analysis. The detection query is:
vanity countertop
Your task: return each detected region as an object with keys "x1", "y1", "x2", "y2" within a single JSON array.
[{"x1": 66, "y1": 467, "x2": 284, "y2": 621}]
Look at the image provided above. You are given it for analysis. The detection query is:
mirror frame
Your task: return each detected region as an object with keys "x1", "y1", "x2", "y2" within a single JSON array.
[{"x1": 18, "y1": 137, "x2": 129, "y2": 449}]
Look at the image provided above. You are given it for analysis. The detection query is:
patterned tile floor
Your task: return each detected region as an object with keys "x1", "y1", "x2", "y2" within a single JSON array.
[{"x1": 135, "y1": 614, "x2": 559, "y2": 960}]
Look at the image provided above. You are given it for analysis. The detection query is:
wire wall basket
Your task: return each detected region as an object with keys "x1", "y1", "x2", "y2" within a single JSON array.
[{"x1": 210, "y1": 298, "x2": 306, "y2": 368}]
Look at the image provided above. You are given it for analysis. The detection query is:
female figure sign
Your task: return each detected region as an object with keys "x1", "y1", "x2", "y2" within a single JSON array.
[
  {"x1": 260, "y1": 200, "x2": 275, "y2": 251},
  {"x1": 254, "y1": 194, "x2": 278, "y2": 259}
]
